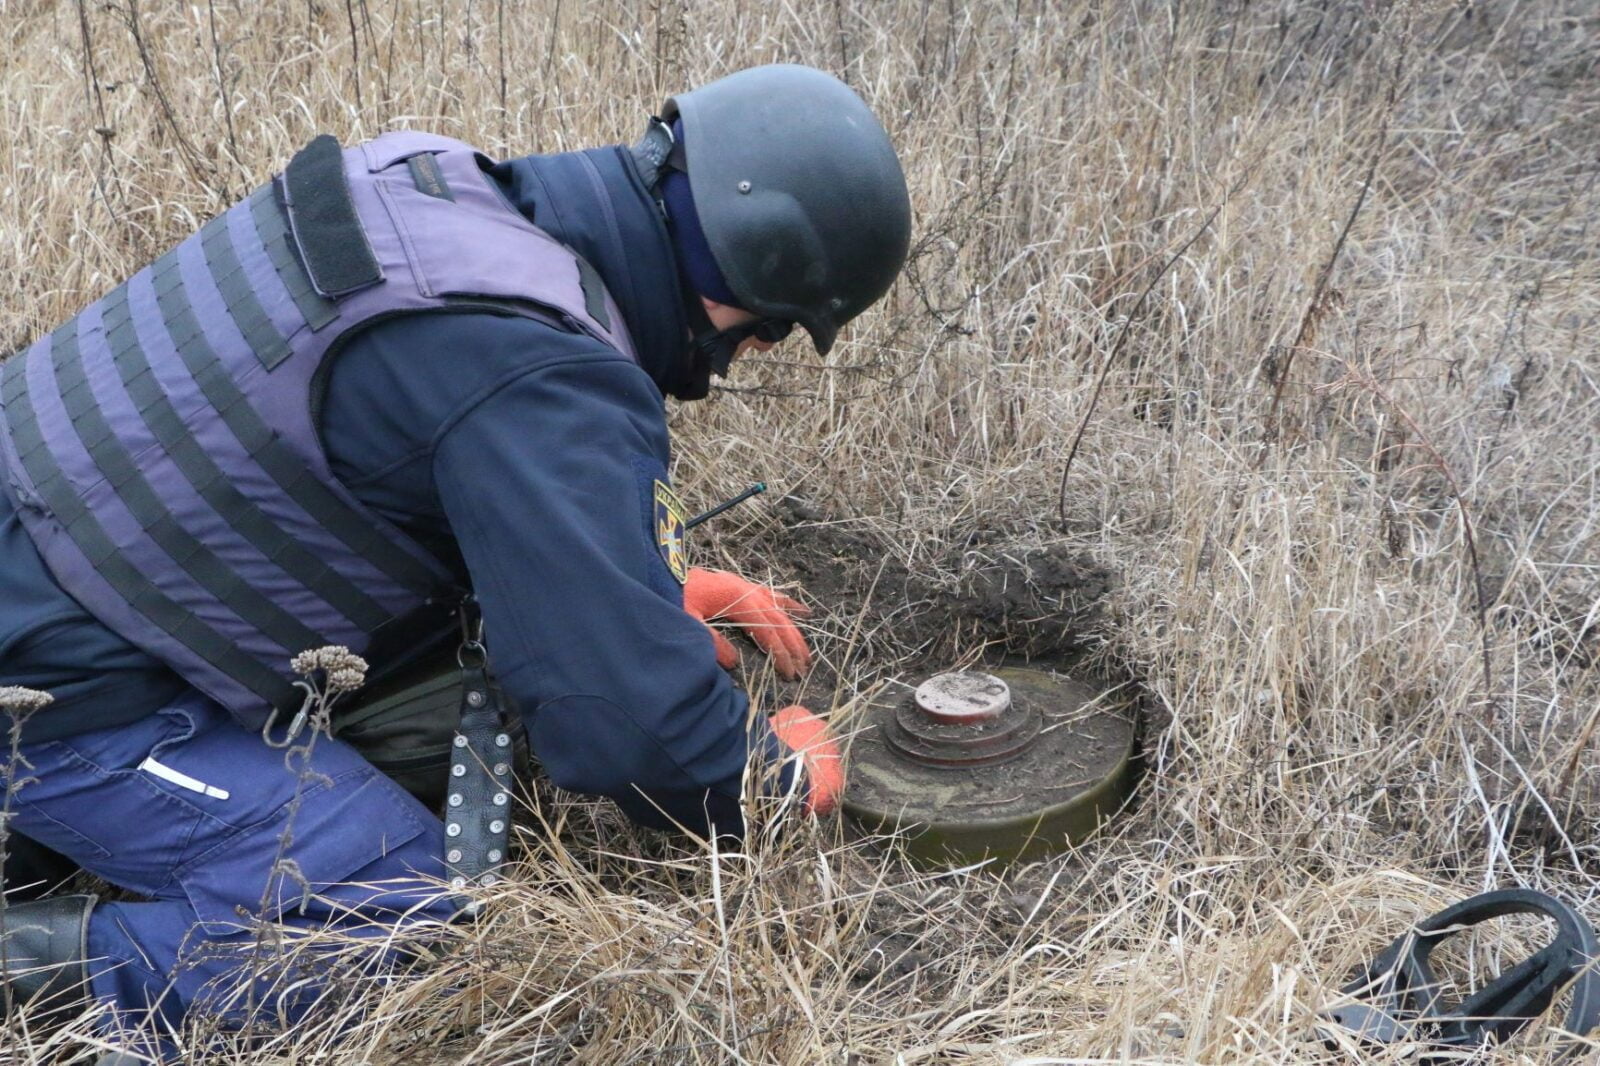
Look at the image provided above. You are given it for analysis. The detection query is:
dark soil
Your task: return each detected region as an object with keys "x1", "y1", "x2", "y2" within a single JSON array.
[
  {"x1": 780, "y1": 494, "x2": 1111, "y2": 655},
  {"x1": 722, "y1": 495, "x2": 1117, "y2": 713}
]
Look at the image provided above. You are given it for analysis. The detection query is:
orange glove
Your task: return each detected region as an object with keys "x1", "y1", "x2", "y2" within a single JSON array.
[
  {"x1": 770, "y1": 705, "x2": 843, "y2": 816},
  {"x1": 683, "y1": 568, "x2": 812, "y2": 679}
]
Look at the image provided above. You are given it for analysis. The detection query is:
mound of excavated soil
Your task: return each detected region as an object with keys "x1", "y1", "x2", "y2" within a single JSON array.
[{"x1": 765, "y1": 494, "x2": 1114, "y2": 666}]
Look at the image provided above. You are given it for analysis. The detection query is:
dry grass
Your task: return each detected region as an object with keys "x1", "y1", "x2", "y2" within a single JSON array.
[{"x1": 3, "y1": 0, "x2": 1600, "y2": 1061}]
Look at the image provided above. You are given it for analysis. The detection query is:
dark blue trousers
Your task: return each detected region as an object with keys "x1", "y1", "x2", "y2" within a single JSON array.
[{"x1": 6, "y1": 690, "x2": 453, "y2": 1046}]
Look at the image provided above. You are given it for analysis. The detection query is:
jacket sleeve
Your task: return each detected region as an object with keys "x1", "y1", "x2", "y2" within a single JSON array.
[{"x1": 430, "y1": 351, "x2": 786, "y2": 837}]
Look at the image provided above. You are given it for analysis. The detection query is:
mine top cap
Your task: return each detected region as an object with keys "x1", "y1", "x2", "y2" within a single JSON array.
[{"x1": 914, "y1": 671, "x2": 1012, "y2": 725}]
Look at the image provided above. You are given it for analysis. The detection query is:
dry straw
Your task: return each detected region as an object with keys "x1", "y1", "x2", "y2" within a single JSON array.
[{"x1": 2, "y1": 0, "x2": 1598, "y2": 1062}]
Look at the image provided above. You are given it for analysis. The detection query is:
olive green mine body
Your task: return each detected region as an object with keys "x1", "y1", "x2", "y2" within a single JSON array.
[{"x1": 841, "y1": 667, "x2": 1138, "y2": 867}]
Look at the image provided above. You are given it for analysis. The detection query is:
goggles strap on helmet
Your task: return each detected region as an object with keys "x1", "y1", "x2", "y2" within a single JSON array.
[{"x1": 629, "y1": 117, "x2": 686, "y2": 193}]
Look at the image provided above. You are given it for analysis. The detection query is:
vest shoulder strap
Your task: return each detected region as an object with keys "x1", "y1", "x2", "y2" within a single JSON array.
[{"x1": 283, "y1": 134, "x2": 383, "y2": 298}]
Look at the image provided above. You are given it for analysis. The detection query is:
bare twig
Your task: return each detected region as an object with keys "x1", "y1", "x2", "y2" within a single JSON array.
[
  {"x1": 123, "y1": 0, "x2": 215, "y2": 188},
  {"x1": 1258, "y1": 142, "x2": 1381, "y2": 454},
  {"x1": 1056, "y1": 194, "x2": 1234, "y2": 525},
  {"x1": 1259, "y1": 14, "x2": 1413, "y2": 455},
  {"x1": 344, "y1": 0, "x2": 366, "y2": 115},
  {"x1": 73, "y1": 0, "x2": 120, "y2": 220},
  {"x1": 206, "y1": 0, "x2": 243, "y2": 181}
]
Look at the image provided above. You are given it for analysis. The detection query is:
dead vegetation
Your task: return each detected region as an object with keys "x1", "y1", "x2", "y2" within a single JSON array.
[{"x1": 3, "y1": 0, "x2": 1599, "y2": 1061}]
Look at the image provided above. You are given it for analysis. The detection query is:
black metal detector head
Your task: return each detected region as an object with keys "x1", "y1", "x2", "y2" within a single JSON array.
[{"x1": 1319, "y1": 888, "x2": 1600, "y2": 1061}]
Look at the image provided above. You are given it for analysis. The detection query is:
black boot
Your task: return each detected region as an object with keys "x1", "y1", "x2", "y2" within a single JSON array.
[
  {"x1": 1, "y1": 893, "x2": 96, "y2": 1019},
  {"x1": 2, "y1": 833, "x2": 81, "y2": 901}
]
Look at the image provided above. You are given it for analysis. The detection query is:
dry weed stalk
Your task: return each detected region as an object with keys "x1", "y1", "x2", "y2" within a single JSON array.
[
  {"x1": 1260, "y1": 7, "x2": 1414, "y2": 456},
  {"x1": 1056, "y1": 190, "x2": 1236, "y2": 524}
]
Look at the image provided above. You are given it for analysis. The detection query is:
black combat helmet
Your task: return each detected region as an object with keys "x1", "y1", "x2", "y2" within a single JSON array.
[{"x1": 660, "y1": 64, "x2": 912, "y2": 354}]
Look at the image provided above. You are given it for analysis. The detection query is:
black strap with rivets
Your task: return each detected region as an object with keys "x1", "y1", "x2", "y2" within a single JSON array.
[{"x1": 442, "y1": 601, "x2": 512, "y2": 902}]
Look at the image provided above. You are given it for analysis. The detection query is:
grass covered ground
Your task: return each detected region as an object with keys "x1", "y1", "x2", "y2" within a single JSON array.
[{"x1": 3, "y1": 0, "x2": 1599, "y2": 1061}]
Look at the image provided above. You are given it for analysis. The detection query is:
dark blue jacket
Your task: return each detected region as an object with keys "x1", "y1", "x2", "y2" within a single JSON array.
[{"x1": 0, "y1": 142, "x2": 782, "y2": 835}]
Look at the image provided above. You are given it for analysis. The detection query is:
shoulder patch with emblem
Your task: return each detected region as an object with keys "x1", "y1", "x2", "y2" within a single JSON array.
[{"x1": 654, "y1": 480, "x2": 689, "y2": 584}]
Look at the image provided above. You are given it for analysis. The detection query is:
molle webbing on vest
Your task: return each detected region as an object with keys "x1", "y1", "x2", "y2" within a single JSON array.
[
  {"x1": 145, "y1": 250, "x2": 442, "y2": 598},
  {"x1": 109, "y1": 272, "x2": 393, "y2": 634},
  {"x1": 2, "y1": 337, "x2": 299, "y2": 709},
  {"x1": 69, "y1": 289, "x2": 323, "y2": 657},
  {"x1": 0, "y1": 130, "x2": 638, "y2": 720},
  {"x1": 199, "y1": 210, "x2": 290, "y2": 370}
]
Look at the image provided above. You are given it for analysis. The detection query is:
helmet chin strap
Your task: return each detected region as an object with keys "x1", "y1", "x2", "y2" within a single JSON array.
[{"x1": 675, "y1": 296, "x2": 741, "y2": 401}]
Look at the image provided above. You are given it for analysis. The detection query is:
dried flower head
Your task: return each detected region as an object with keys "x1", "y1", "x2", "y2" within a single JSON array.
[
  {"x1": 326, "y1": 668, "x2": 366, "y2": 694},
  {"x1": 0, "y1": 686, "x2": 55, "y2": 715},
  {"x1": 290, "y1": 646, "x2": 369, "y2": 693}
]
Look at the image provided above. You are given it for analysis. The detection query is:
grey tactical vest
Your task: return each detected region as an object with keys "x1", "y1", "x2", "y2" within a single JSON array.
[{"x1": 0, "y1": 132, "x2": 637, "y2": 722}]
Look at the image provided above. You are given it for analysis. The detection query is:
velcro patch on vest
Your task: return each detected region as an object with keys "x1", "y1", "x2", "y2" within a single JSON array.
[
  {"x1": 406, "y1": 153, "x2": 455, "y2": 201},
  {"x1": 284, "y1": 134, "x2": 383, "y2": 297},
  {"x1": 654, "y1": 480, "x2": 689, "y2": 585}
]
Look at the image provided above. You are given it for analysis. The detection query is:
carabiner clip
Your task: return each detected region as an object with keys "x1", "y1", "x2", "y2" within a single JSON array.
[
  {"x1": 456, "y1": 593, "x2": 488, "y2": 669},
  {"x1": 262, "y1": 681, "x2": 316, "y2": 748}
]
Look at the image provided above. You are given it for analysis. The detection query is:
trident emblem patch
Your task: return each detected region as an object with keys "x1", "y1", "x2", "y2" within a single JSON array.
[{"x1": 654, "y1": 480, "x2": 689, "y2": 584}]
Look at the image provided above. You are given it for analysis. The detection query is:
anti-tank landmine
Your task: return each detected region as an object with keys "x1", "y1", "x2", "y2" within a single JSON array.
[{"x1": 841, "y1": 668, "x2": 1138, "y2": 867}]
